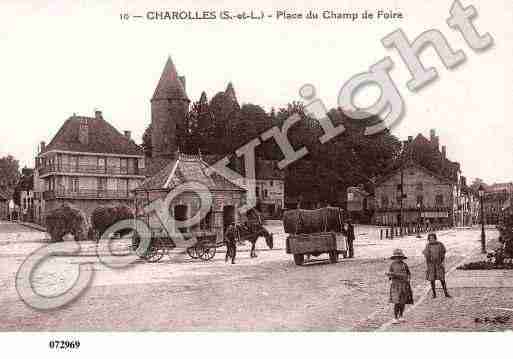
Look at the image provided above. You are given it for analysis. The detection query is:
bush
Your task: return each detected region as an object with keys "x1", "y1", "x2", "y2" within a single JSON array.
[
  {"x1": 91, "y1": 205, "x2": 134, "y2": 239},
  {"x1": 45, "y1": 203, "x2": 91, "y2": 242}
]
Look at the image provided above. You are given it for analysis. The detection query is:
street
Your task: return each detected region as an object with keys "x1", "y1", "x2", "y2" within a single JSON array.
[{"x1": 0, "y1": 221, "x2": 509, "y2": 331}]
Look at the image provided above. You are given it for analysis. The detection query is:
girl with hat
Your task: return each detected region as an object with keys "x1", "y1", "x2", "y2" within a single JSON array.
[{"x1": 386, "y1": 248, "x2": 414, "y2": 323}]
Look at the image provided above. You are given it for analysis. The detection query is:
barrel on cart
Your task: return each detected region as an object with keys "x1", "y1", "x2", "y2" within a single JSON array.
[{"x1": 283, "y1": 206, "x2": 347, "y2": 265}]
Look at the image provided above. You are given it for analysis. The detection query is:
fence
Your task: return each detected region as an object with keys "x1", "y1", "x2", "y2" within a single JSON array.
[{"x1": 379, "y1": 223, "x2": 452, "y2": 240}]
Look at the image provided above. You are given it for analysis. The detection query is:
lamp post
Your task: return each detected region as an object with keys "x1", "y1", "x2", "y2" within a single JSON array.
[
  {"x1": 478, "y1": 184, "x2": 486, "y2": 254},
  {"x1": 416, "y1": 202, "x2": 422, "y2": 238}
]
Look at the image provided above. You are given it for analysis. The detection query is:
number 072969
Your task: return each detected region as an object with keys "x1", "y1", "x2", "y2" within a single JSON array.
[{"x1": 48, "y1": 340, "x2": 80, "y2": 349}]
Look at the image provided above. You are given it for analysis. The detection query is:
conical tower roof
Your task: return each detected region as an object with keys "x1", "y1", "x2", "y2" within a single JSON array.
[
  {"x1": 199, "y1": 91, "x2": 208, "y2": 104},
  {"x1": 224, "y1": 82, "x2": 238, "y2": 105},
  {"x1": 152, "y1": 56, "x2": 189, "y2": 101}
]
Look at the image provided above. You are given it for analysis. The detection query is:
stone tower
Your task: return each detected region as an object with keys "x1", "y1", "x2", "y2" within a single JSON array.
[{"x1": 151, "y1": 56, "x2": 190, "y2": 158}]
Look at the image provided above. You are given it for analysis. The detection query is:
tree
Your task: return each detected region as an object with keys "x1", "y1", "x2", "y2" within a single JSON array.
[
  {"x1": 470, "y1": 178, "x2": 487, "y2": 192},
  {"x1": 0, "y1": 155, "x2": 20, "y2": 197}
]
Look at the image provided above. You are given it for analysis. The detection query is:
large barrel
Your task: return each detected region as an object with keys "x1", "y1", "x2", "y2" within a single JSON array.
[{"x1": 283, "y1": 206, "x2": 345, "y2": 234}]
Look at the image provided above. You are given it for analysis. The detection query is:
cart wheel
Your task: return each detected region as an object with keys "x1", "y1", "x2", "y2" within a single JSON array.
[
  {"x1": 200, "y1": 246, "x2": 216, "y2": 261},
  {"x1": 329, "y1": 251, "x2": 339, "y2": 264},
  {"x1": 293, "y1": 254, "x2": 304, "y2": 266},
  {"x1": 186, "y1": 246, "x2": 199, "y2": 259},
  {"x1": 145, "y1": 239, "x2": 164, "y2": 263},
  {"x1": 195, "y1": 245, "x2": 206, "y2": 259}
]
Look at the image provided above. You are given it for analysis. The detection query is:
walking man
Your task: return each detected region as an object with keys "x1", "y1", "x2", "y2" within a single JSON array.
[
  {"x1": 423, "y1": 232, "x2": 451, "y2": 298},
  {"x1": 346, "y1": 219, "x2": 355, "y2": 258}
]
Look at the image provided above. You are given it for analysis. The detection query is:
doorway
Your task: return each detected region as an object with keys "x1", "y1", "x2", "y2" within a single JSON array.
[{"x1": 223, "y1": 205, "x2": 235, "y2": 232}]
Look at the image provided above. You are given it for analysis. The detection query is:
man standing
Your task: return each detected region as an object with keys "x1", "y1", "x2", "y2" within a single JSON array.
[
  {"x1": 346, "y1": 219, "x2": 355, "y2": 258},
  {"x1": 423, "y1": 233, "x2": 451, "y2": 298},
  {"x1": 224, "y1": 222, "x2": 237, "y2": 264}
]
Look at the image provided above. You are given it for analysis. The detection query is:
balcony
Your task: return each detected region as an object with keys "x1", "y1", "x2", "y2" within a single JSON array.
[
  {"x1": 43, "y1": 189, "x2": 133, "y2": 200},
  {"x1": 39, "y1": 163, "x2": 143, "y2": 177}
]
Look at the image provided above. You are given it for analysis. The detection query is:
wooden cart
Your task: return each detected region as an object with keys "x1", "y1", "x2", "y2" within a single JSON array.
[{"x1": 286, "y1": 231, "x2": 347, "y2": 265}]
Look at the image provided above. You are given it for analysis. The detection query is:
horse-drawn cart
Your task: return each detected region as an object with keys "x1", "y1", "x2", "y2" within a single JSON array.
[
  {"x1": 132, "y1": 228, "x2": 221, "y2": 263},
  {"x1": 283, "y1": 206, "x2": 347, "y2": 266},
  {"x1": 286, "y1": 231, "x2": 347, "y2": 265}
]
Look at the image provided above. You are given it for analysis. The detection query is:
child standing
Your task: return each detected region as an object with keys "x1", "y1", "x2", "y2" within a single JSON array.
[{"x1": 386, "y1": 249, "x2": 414, "y2": 323}]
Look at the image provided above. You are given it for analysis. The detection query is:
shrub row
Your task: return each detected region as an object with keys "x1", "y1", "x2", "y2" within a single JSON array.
[{"x1": 45, "y1": 203, "x2": 134, "y2": 242}]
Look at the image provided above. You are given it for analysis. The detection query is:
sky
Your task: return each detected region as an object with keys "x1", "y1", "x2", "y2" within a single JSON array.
[{"x1": 0, "y1": 0, "x2": 511, "y2": 184}]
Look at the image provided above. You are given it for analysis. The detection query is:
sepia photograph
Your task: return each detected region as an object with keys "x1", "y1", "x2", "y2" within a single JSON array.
[{"x1": 0, "y1": 0, "x2": 512, "y2": 357}]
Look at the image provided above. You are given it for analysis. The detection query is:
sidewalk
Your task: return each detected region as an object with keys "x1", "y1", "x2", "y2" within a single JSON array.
[{"x1": 382, "y1": 237, "x2": 513, "y2": 331}]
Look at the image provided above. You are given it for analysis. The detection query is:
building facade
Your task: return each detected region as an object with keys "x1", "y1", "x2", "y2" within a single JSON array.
[
  {"x1": 255, "y1": 160, "x2": 284, "y2": 219},
  {"x1": 482, "y1": 182, "x2": 513, "y2": 224},
  {"x1": 373, "y1": 162, "x2": 457, "y2": 226},
  {"x1": 0, "y1": 189, "x2": 8, "y2": 220},
  {"x1": 453, "y1": 176, "x2": 480, "y2": 227},
  {"x1": 136, "y1": 152, "x2": 246, "y2": 242},
  {"x1": 16, "y1": 167, "x2": 35, "y2": 222},
  {"x1": 347, "y1": 185, "x2": 372, "y2": 223},
  {"x1": 34, "y1": 110, "x2": 146, "y2": 223}
]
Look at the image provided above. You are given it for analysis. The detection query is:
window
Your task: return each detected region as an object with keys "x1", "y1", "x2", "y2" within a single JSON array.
[
  {"x1": 416, "y1": 195, "x2": 424, "y2": 206},
  {"x1": 381, "y1": 196, "x2": 389, "y2": 207},
  {"x1": 264, "y1": 189, "x2": 268, "y2": 198},
  {"x1": 98, "y1": 157, "x2": 106, "y2": 172},
  {"x1": 120, "y1": 158, "x2": 128, "y2": 174},
  {"x1": 70, "y1": 156, "x2": 79, "y2": 171},
  {"x1": 256, "y1": 186, "x2": 260, "y2": 197},
  {"x1": 97, "y1": 178, "x2": 107, "y2": 192},
  {"x1": 435, "y1": 194, "x2": 444, "y2": 206},
  {"x1": 416, "y1": 182, "x2": 423, "y2": 191},
  {"x1": 270, "y1": 180, "x2": 274, "y2": 186},
  {"x1": 396, "y1": 184, "x2": 402, "y2": 191},
  {"x1": 69, "y1": 177, "x2": 79, "y2": 193}
]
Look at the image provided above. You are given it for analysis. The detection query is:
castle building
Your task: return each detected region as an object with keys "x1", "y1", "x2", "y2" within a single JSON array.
[
  {"x1": 139, "y1": 57, "x2": 248, "y2": 240},
  {"x1": 151, "y1": 57, "x2": 190, "y2": 159}
]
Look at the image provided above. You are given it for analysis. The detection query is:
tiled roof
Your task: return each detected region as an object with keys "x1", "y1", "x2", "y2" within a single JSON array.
[
  {"x1": 43, "y1": 115, "x2": 143, "y2": 156},
  {"x1": 375, "y1": 161, "x2": 455, "y2": 186},
  {"x1": 138, "y1": 153, "x2": 245, "y2": 192}
]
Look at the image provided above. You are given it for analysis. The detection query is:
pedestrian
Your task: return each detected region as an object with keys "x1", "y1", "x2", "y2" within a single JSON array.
[
  {"x1": 346, "y1": 219, "x2": 355, "y2": 258},
  {"x1": 423, "y1": 232, "x2": 451, "y2": 298},
  {"x1": 224, "y1": 222, "x2": 237, "y2": 264},
  {"x1": 386, "y1": 248, "x2": 414, "y2": 323}
]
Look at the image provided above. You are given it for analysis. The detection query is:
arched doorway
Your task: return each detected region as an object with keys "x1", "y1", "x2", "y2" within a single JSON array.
[
  {"x1": 174, "y1": 204, "x2": 188, "y2": 233},
  {"x1": 223, "y1": 205, "x2": 235, "y2": 232}
]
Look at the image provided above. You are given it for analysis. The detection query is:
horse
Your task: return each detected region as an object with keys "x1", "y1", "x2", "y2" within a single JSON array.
[{"x1": 236, "y1": 223, "x2": 274, "y2": 258}]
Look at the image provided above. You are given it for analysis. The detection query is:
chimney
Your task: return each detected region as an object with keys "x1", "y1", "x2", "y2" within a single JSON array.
[
  {"x1": 40, "y1": 141, "x2": 46, "y2": 153},
  {"x1": 442, "y1": 145, "x2": 446, "y2": 158},
  {"x1": 124, "y1": 130, "x2": 131, "y2": 140},
  {"x1": 95, "y1": 109, "x2": 103, "y2": 120},
  {"x1": 429, "y1": 129, "x2": 439, "y2": 150},
  {"x1": 78, "y1": 118, "x2": 89, "y2": 145}
]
